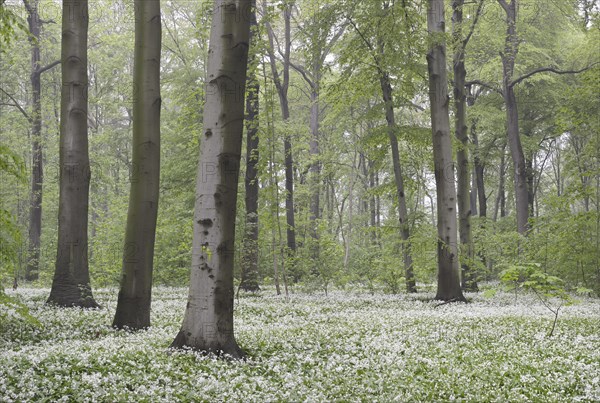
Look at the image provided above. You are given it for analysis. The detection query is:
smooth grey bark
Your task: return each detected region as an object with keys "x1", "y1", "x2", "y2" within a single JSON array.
[
  {"x1": 427, "y1": 0, "x2": 466, "y2": 302},
  {"x1": 239, "y1": 0, "x2": 260, "y2": 293},
  {"x1": 172, "y1": 0, "x2": 251, "y2": 358},
  {"x1": 112, "y1": 0, "x2": 161, "y2": 328},
  {"x1": 265, "y1": 4, "x2": 296, "y2": 253},
  {"x1": 47, "y1": 0, "x2": 98, "y2": 307}
]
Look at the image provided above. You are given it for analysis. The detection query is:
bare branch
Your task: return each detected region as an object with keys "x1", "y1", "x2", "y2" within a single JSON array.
[
  {"x1": 38, "y1": 60, "x2": 60, "y2": 74},
  {"x1": 463, "y1": 0, "x2": 485, "y2": 49},
  {"x1": 288, "y1": 61, "x2": 315, "y2": 89},
  {"x1": 0, "y1": 88, "x2": 32, "y2": 123},
  {"x1": 465, "y1": 79, "x2": 503, "y2": 95},
  {"x1": 510, "y1": 63, "x2": 600, "y2": 88},
  {"x1": 496, "y1": 0, "x2": 509, "y2": 13}
]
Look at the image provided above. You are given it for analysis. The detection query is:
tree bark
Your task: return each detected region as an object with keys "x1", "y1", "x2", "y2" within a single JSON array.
[
  {"x1": 427, "y1": 0, "x2": 466, "y2": 302},
  {"x1": 112, "y1": 0, "x2": 161, "y2": 328},
  {"x1": 172, "y1": 0, "x2": 250, "y2": 358},
  {"x1": 239, "y1": 0, "x2": 260, "y2": 292},
  {"x1": 47, "y1": 0, "x2": 98, "y2": 308}
]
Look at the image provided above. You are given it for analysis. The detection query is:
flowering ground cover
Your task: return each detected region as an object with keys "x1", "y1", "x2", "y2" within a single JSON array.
[{"x1": 1, "y1": 287, "x2": 599, "y2": 402}]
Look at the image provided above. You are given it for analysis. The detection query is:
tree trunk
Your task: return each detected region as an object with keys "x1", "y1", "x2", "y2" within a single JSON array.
[
  {"x1": 266, "y1": 5, "x2": 296, "y2": 253},
  {"x1": 494, "y1": 142, "x2": 507, "y2": 221},
  {"x1": 452, "y1": 0, "x2": 477, "y2": 292},
  {"x1": 470, "y1": 167, "x2": 478, "y2": 217},
  {"x1": 24, "y1": 0, "x2": 42, "y2": 282},
  {"x1": 112, "y1": 0, "x2": 161, "y2": 328},
  {"x1": 380, "y1": 73, "x2": 417, "y2": 293},
  {"x1": 427, "y1": 0, "x2": 466, "y2": 302},
  {"x1": 47, "y1": 0, "x2": 98, "y2": 308},
  {"x1": 499, "y1": 0, "x2": 529, "y2": 234},
  {"x1": 472, "y1": 124, "x2": 487, "y2": 217},
  {"x1": 368, "y1": 160, "x2": 378, "y2": 245},
  {"x1": 172, "y1": 0, "x2": 250, "y2": 358},
  {"x1": 239, "y1": 0, "x2": 260, "y2": 293},
  {"x1": 526, "y1": 152, "x2": 535, "y2": 217},
  {"x1": 308, "y1": 86, "x2": 320, "y2": 260}
]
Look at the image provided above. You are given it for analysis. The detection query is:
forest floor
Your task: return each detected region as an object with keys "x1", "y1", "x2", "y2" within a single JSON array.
[{"x1": 1, "y1": 286, "x2": 599, "y2": 402}]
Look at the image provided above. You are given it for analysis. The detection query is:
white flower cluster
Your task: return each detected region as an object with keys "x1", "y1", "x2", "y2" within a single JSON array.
[{"x1": 0, "y1": 288, "x2": 598, "y2": 401}]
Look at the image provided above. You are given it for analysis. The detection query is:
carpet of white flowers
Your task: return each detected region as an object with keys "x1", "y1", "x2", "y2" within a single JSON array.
[{"x1": 1, "y1": 287, "x2": 599, "y2": 402}]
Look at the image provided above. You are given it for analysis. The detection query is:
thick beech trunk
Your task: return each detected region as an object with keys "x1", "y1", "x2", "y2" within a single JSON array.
[
  {"x1": 172, "y1": 0, "x2": 251, "y2": 358},
  {"x1": 427, "y1": 0, "x2": 466, "y2": 302},
  {"x1": 47, "y1": 0, "x2": 98, "y2": 308},
  {"x1": 112, "y1": 0, "x2": 161, "y2": 328}
]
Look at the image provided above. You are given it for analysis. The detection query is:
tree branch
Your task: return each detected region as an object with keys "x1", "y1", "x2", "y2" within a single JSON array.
[
  {"x1": 288, "y1": 61, "x2": 315, "y2": 89},
  {"x1": 38, "y1": 60, "x2": 60, "y2": 74},
  {"x1": 510, "y1": 63, "x2": 599, "y2": 88},
  {"x1": 0, "y1": 88, "x2": 32, "y2": 123},
  {"x1": 463, "y1": 0, "x2": 485, "y2": 50},
  {"x1": 496, "y1": 0, "x2": 509, "y2": 13},
  {"x1": 346, "y1": 15, "x2": 375, "y2": 53},
  {"x1": 465, "y1": 79, "x2": 503, "y2": 95}
]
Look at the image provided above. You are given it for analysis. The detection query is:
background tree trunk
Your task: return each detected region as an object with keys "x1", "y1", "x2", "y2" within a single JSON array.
[
  {"x1": 24, "y1": 0, "x2": 42, "y2": 282},
  {"x1": 47, "y1": 0, "x2": 98, "y2": 308},
  {"x1": 472, "y1": 127, "x2": 487, "y2": 217},
  {"x1": 452, "y1": 0, "x2": 477, "y2": 292},
  {"x1": 380, "y1": 73, "x2": 416, "y2": 293},
  {"x1": 427, "y1": 0, "x2": 466, "y2": 302},
  {"x1": 239, "y1": 0, "x2": 260, "y2": 292},
  {"x1": 499, "y1": 0, "x2": 529, "y2": 234},
  {"x1": 112, "y1": 0, "x2": 161, "y2": 328},
  {"x1": 172, "y1": 0, "x2": 250, "y2": 358},
  {"x1": 266, "y1": 5, "x2": 296, "y2": 254}
]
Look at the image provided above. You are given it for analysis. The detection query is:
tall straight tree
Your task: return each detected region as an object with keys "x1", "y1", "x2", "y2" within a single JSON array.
[
  {"x1": 47, "y1": 0, "x2": 98, "y2": 307},
  {"x1": 427, "y1": 0, "x2": 466, "y2": 302},
  {"x1": 347, "y1": 2, "x2": 417, "y2": 293},
  {"x1": 265, "y1": 3, "x2": 296, "y2": 254},
  {"x1": 290, "y1": 4, "x2": 345, "y2": 270},
  {"x1": 239, "y1": 0, "x2": 260, "y2": 292},
  {"x1": 23, "y1": 0, "x2": 59, "y2": 281},
  {"x1": 112, "y1": 0, "x2": 161, "y2": 329},
  {"x1": 451, "y1": 0, "x2": 482, "y2": 291},
  {"x1": 172, "y1": 0, "x2": 251, "y2": 357}
]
